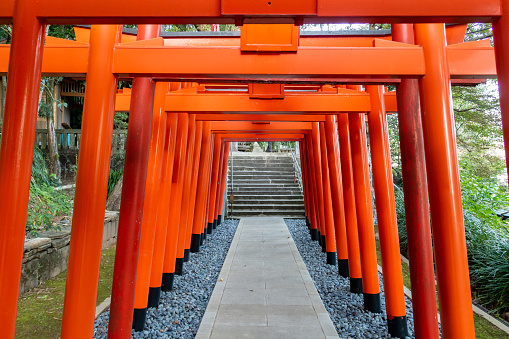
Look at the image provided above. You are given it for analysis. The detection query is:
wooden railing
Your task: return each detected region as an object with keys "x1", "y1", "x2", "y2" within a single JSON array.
[{"x1": 34, "y1": 129, "x2": 127, "y2": 153}]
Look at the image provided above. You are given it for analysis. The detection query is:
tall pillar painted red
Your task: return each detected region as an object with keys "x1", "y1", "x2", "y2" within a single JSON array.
[
  {"x1": 132, "y1": 81, "x2": 169, "y2": 331},
  {"x1": 108, "y1": 25, "x2": 159, "y2": 338},
  {"x1": 337, "y1": 114, "x2": 363, "y2": 293},
  {"x1": 61, "y1": 25, "x2": 122, "y2": 339},
  {"x1": 324, "y1": 115, "x2": 350, "y2": 277},
  {"x1": 348, "y1": 108, "x2": 381, "y2": 313},
  {"x1": 493, "y1": 0, "x2": 509, "y2": 184},
  {"x1": 307, "y1": 132, "x2": 325, "y2": 249},
  {"x1": 148, "y1": 112, "x2": 179, "y2": 298},
  {"x1": 215, "y1": 142, "x2": 231, "y2": 227},
  {"x1": 0, "y1": 3, "x2": 46, "y2": 336},
  {"x1": 175, "y1": 115, "x2": 196, "y2": 272},
  {"x1": 366, "y1": 85, "x2": 408, "y2": 338},
  {"x1": 162, "y1": 113, "x2": 189, "y2": 278},
  {"x1": 183, "y1": 122, "x2": 204, "y2": 256},
  {"x1": 311, "y1": 125, "x2": 328, "y2": 253},
  {"x1": 318, "y1": 122, "x2": 338, "y2": 265},
  {"x1": 393, "y1": 23, "x2": 439, "y2": 339},
  {"x1": 414, "y1": 23, "x2": 475, "y2": 338},
  {"x1": 206, "y1": 134, "x2": 222, "y2": 234},
  {"x1": 191, "y1": 123, "x2": 213, "y2": 252}
]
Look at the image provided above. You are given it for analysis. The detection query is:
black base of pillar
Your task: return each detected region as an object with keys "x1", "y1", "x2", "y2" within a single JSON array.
[
  {"x1": 217, "y1": 214, "x2": 222, "y2": 227},
  {"x1": 202, "y1": 231, "x2": 206, "y2": 243},
  {"x1": 132, "y1": 308, "x2": 147, "y2": 331},
  {"x1": 147, "y1": 286, "x2": 161, "y2": 308},
  {"x1": 350, "y1": 277, "x2": 363, "y2": 294},
  {"x1": 213, "y1": 219, "x2": 218, "y2": 229},
  {"x1": 318, "y1": 231, "x2": 322, "y2": 245},
  {"x1": 388, "y1": 316, "x2": 408, "y2": 338},
  {"x1": 161, "y1": 272, "x2": 175, "y2": 291},
  {"x1": 363, "y1": 292, "x2": 381, "y2": 313},
  {"x1": 310, "y1": 228, "x2": 318, "y2": 241},
  {"x1": 326, "y1": 251, "x2": 337, "y2": 265},
  {"x1": 338, "y1": 259, "x2": 349, "y2": 278},
  {"x1": 320, "y1": 235, "x2": 326, "y2": 253},
  {"x1": 175, "y1": 257, "x2": 184, "y2": 275},
  {"x1": 191, "y1": 233, "x2": 201, "y2": 252},
  {"x1": 184, "y1": 248, "x2": 190, "y2": 262},
  {"x1": 306, "y1": 218, "x2": 310, "y2": 229},
  {"x1": 208, "y1": 222, "x2": 214, "y2": 234}
]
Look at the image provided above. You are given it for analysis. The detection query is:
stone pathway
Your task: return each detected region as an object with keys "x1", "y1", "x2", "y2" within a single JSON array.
[{"x1": 196, "y1": 217, "x2": 339, "y2": 339}]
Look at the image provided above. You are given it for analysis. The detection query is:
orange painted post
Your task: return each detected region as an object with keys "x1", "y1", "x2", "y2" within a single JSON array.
[
  {"x1": 61, "y1": 25, "x2": 121, "y2": 339},
  {"x1": 206, "y1": 134, "x2": 222, "y2": 234},
  {"x1": 213, "y1": 141, "x2": 226, "y2": 228},
  {"x1": 191, "y1": 122, "x2": 213, "y2": 252},
  {"x1": 215, "y1": 141, "x2": 231, "y2": 227},
  {"x1": 0, "y1": 3, "x2": 46, "y2": 336},
  {"x1": 366, "y1": 85, "x2": 408, "y2": 338},
  {"x1": 311, "y1": 126, "x2": 328, "y2": 253},
  {"x1": 414, "y1": 23, "x2": 475, "y2": 338},
  {"x1": 175, "y1": 115, "x2": 196, "y2": 272},
  {"x1": 393, "y1": 23, "x2": 439, "y2": 339},
  {"x1": 161, "y1": 112, "x2": 189, "y2": 279},
  {"x1": 108, "y1": 25, "x2": 159, "y2": 338},
  {"x1": 324, "y1": 115, "x2": 350, "y2": 277},
  {"x1": 299, "y1": 141, "x2": 311, "y2": 231},
  {"x1": 493, "y1": 0, "x2": 509, "y2": 184},
  {"x1": 132, "y1": 81, "x2": 169, "y2": 331},
  {"x1": 183, "y1": 121, "x2": 204, "y2": 258},
  {"x1": 305, "y1": 137, "x2": 320, "y2": 241},
  {"x1": 147, "y1": 113, "x2": 178, "y2": 302},
  {"x1": 204, "y1": 138, "x2": 215, "y2": 237},
  {"x1": 348, "y1": 110, "x2": 381, "y2": 313},
  {"x1": 337, "y1": 114, "x2": 363, "y2": 293},
  {"x1": 307, "y1": 133, "x2": 323, "y2": 246},
  {"x1": 319, "y1": 122, "x2": 338, "y2": 265}
]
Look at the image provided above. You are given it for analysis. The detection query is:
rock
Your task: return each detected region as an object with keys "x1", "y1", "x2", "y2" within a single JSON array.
[{"x1": 24, "y1": 238, "x2": 51, "y2": 252}]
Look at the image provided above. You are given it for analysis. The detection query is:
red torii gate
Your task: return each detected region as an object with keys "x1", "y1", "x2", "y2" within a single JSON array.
[{"x1": 0, "y1": 2, "x2": 508, "y2": 338}]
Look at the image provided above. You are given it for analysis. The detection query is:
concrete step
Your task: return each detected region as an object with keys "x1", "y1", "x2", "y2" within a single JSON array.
[
  {"x1": 232, "y1": 179, "x2": 299, "y2": 185},
  {"x1": 231, "y1": 194, "x2": 304, "y2": 200},
  {"x1": 231, "y1": 165, "x2": 295, "y2": 171},
  {"x1": 230, "y1": 209, "x2": 305, "y2": 217},
  {"x1": 232, "y1": 172, "x2": 296, "y2": 178},
  {"x1": 233, "y1": 200, "x2": 304, "y2": 206},
  {"x1": 230, "y1": 182, "x2": 300, "y2": 188},
  {"x1": 229, "y1": 186, "x2": 301, "y2": 192},
  {"x1": 231, "y1": 204, "x2": 304, "y2": 210}
]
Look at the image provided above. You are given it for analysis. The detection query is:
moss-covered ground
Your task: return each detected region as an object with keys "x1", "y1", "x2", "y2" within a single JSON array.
[{"x1": 15, "y1": 246, "x2": 116, "y2": 339}]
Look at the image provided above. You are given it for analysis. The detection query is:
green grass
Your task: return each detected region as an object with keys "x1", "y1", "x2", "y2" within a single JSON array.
[
  {"x1": 15, "y1": 247, "x2": 116, "y2": 339},
  {"x1": 373, "y1": 225, "x2": 509, "y2": 338}
]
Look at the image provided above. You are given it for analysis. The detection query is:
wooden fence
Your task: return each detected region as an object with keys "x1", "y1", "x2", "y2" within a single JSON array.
[{"x1": 34, "y1": 129, "x2": 127, "y2": 153}]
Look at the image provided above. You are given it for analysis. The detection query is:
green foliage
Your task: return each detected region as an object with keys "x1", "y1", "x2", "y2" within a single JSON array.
[
  {"x1": 27, "y1": 146, "x2": 72, "y2": 237},
  {"x1": 113, "y1": 112, "x2": 129, "y2": 130},
  {"x1": 107, "y1": 169, "x2": 124, "y2": 197}
]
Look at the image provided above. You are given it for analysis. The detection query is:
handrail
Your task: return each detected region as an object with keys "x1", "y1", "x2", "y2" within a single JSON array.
[{"x1": 289, "y1": 142, "x2": 304, "y2": 194}]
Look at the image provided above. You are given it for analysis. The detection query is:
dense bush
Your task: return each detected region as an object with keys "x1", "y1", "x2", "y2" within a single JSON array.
[
  {"x1": 394, "y1": 175, "x2": 509, "y2": 314},
  {"x1": 27, "y1": 146, "x2": 73, "y2": 237}
]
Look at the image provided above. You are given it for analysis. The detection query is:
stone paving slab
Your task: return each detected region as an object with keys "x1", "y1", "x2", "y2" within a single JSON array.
[{"x1": 196, "y1": 217, "x2": 339, "y2": 339}]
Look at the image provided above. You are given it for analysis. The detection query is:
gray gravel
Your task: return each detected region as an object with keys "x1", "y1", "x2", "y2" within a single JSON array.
[
  {"x1": 93, "y1": 219, "x2": 239, "y2": 339},
  {"x1": 285, "y1": 218, "x2": 417, "y2": 339}
]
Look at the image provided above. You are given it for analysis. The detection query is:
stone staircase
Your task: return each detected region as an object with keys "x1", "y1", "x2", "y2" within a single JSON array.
[{"x1": 227, "y1": 152, "x2": 305, "y2": 217}]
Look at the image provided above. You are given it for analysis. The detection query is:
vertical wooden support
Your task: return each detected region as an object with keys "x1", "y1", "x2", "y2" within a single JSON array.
[
  {"x1": 147, "y1": 113, "x2": 178, "y2": 302},
  {"x1": 213, "y1": 141, "x2": 225, "y2": 228},
  {"x1": 311, "y1": 124, "x2": 328, "y2": 253},
  {"x1": 207, "y1": 134, "x2": 222, "y2": 234},
  {"x1": 414, "y1": 23, "x2": 475, "y2": 338},
  {"x1": 161, "y1": 112, "x2": 189, "y2": 280},
  {"x1": 305, "y1": 136, "x2": 320, "y2": 241},
  {"x1": 366, "y1": 85, "x2": 408, "y2": 338},
  {"x1": 215, "y1": 142, "x2": 231, "y2": 227},
  {"x1": 299, "y1": 140, "x2": 311, "y2": 231},
  {"x1": 349, "y1": 109, "x2": 381, "y2": 313},
  {"x1": 108, "y1": 25, "x2": 159, "y2": 338},
  {"x1": 337, "y1": 114, "x2": 363, "y2": 293},
  {"x1": 0, "y1": 3, "x2": 45, "y2": 336},
  {"x1": 204, "y1": 138, "x2": 215, "y2": 237},
  {"x1": 191, "y1": 122, "x2": 213, "y2": 252},
  {"x1": 132, "y1": 81, "x2": 169, "y2": 331},
  {"x1": 493, "y1": 0, "x2": 509, "y2": 183},
  {"x1": 61, "y1": 25, "x2": 121, "y2": 339},
  {"x1": 318, "y1": 122, "x2": 338, "y2": 265},
  {"x1": 324, "y1": 115, "x2": 350, "y2": 277},
  {"x1": 393, "y1": 23, "x2": 439, "y2": 339},
  {"x1": 183, "y1": 122, "x2": 204, "y2": 257},
  {"x1": 175, "y1": 115, "x2": 196, "y2": 271}
]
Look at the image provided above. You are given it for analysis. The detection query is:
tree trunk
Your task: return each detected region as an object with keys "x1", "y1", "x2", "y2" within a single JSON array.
[
  {"x1": 46, "y1": 79, "x2": 61, "y2": 182},
  {"x1": 105, "y1": 174, "x2": 123, "y2": 211}
]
